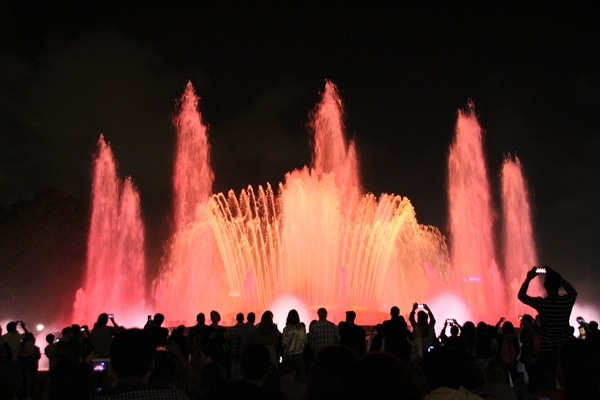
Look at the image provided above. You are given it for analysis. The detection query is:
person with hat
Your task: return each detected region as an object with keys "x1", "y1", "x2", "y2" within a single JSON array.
[{"x1": 339, "y1": 311, "x2": 367, "y2": 358}]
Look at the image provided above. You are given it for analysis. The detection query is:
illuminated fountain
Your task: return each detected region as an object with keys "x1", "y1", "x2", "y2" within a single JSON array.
[
  {"x1": 501, "y1": 156, "x2": 541, "y2": 312},
  {"x1": 72, "y1": 135, "x2": 147, "y2": 326},
  {"x1": 447, "y1": 107, "x2": 538, "y2": 323},
  {"x1": 447, "y1": 106, "x2": 506, "y2": 321},
  {"x1": 74, "y1": 80, "x2": 541, "y2": 327},
  {"x1": 154, "y1": 81, "x2": 498, "y2": 326}
]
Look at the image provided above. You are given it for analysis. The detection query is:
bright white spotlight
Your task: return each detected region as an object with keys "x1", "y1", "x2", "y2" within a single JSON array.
[{"x1": 36, "y1": 324, "x2": 44, "y2": 331}]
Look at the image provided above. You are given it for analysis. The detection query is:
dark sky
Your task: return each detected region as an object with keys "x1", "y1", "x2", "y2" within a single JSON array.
[{"x1": 1, "y1": 3, "x2": 599, "y2": 309}]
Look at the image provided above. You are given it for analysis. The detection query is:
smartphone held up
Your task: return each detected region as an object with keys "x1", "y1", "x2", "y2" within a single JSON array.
[{"x1": 535, "y1": 266, "x2": 547, "y2": 274}]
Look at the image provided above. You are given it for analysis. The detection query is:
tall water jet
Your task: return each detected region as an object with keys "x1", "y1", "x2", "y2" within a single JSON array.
[
  {"x1": 172, "y1": 81, "x2": 214, "y2": 232},
  {"x1": 447, "y1": 104, "x2": 504, "y2": 322},
  {"x1": 153, "y1": 82, "x2": 221, "y2": 322},
  {"x1": 501, "y1": 155, "x2": 540, "y2": 315},
  {"x1": 73, "y1": 135, "x2": 146, "y2": 326},
  {"x1": 311, "y1": 81, "x2": 360, "y2": 191}
]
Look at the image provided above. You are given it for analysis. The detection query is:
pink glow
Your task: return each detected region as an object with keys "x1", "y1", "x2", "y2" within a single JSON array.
[{"x1": 72, "y1": 135, "x2": 146, "y2": 328}]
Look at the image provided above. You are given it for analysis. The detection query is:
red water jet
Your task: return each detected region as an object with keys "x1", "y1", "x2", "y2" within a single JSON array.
[{"x1": 72, "y1": 135, "x2": 146, "y2": 327}]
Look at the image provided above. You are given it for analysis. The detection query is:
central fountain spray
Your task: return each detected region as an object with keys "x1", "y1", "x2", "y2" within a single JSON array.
[
  {"x1": 153, "y1": 81, "x2": 456, "y2": 325},
  {"x1": 75, "y1": 80, "x2": 539, "y2": 327}
]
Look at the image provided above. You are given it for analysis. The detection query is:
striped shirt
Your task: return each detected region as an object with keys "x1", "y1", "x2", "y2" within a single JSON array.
[{"x1": 518, "y1": 278, "x2": 577, "y2": 352}]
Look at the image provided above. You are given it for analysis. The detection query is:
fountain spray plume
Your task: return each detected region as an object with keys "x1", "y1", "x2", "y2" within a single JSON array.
[
  {"x1": 501, "y1": 155, "x2": 541, "y2": 313},
  {"x1": 310, "y1": 80, "x2": 360, "y2": 191},
  {"x1": 172, "y1": 81, "x2": 214, "y2": 232},
  {"x1": 152, "y1": 80, "x2": 451, "y2": 325},
  {"x1": 73, "y1": 134, "x2": 146, "y2": 328},
  {"x1": 447, "y1": 103, "x2": 504, "y2": 322},
  {"x1": 152, "y1": 82, "x2": 221, "y2": 326}
]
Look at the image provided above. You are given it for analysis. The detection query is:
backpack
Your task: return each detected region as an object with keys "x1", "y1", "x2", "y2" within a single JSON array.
[{"x1": 498, "y1": 336, "x2": 517, "y2": 366}]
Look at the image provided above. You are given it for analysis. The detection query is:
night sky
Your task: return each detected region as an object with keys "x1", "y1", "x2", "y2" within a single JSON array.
[{"x1": 1, "y1": 3, "x2": 599, "y2": 315}]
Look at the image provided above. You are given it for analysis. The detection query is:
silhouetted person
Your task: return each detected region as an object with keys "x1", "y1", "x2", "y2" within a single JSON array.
[
  {"x1": 369, "y1": 324, "x2": 384, "y2": 353},
  {"x1": 203, "y1": 310, "x2": 229, "y2": 372},
  {"x1": 475, "y1": 321, "x2": 494, "y2": 366},
  {"x1": 170, "y1": 325, "x2": 189, "y2": 360},
  {"x1": 382, "y1": 305, "x2": 411, "y2": 364},
  {"x1": 49, "y1": 328, "x2": 96, "y2": 398},
  {"x1": 460, "y1": 320, "x2": 477, "y2": 359},
  {"x1": 478, "y1": 358, "x2": 517, "y2": 400},
  {"x1": 44, "y1": 333, "x2": 59, "y2": 377},
  {"x1": 409, "y1": 303, "x2": 437, "y2": 364},
  {"x1": 255, "y1": 311, "x2": 281, "y2": 368},
  {"x1": 518, "y1": 265, "x2": 577, "y2": 386},
  {"x1": 2, "y1": 320, "x2": 28, "y2": 399},
  {"x1": 518, "y1": 313, "x2": 539, "y2": 374},
  {"x1": 279, "y1": 360, "x2": 306, "y2": 400},
  {"x1": 439, "y1": 318, "x2": 465, "y2": 353},
  {"x1": 228, "y1": 312, "x2": 244, "y2": 363},
  {"x1": 194, "y1": 361, "x2": 226, "y2": 399},
  {"x1": 94, "y1": 328, "x2": 190, "y2": 399},
  {"x1": 349, "y1": 351, "x2": 422, "y2": 400},
  {"x1": 188, "y1": 312, "x2": 209, "y2": 374},
  {"x1": 91, "y1": 313, "x2": 124, "y2": 358},
  {"x1": 0, "y1": 325, "x2": 13, "y2": 400},
  {"x1": 237, "y1": 311, "x2": 256, "y2": 358},
  {"x1": 494, "y1": 318, "x2": 525, "y2": 397},
  {"x1": 308, "y1": 308, "x2": 340, "y2": 358},
  {"x1": 557, "y1": 338, "x2": 600, "y2": 400},
  {"x1": 306, "y1": 345, "x2": 357, "y2": 400},
  {"x1": 47, "y1": 362, "x2": 95, "y2": 400},
  {"x1": 57, "y1": 326, "x2": 81, "y2": 368},
  {"x1": 145, "y1": 312, "x2": 170, "y2": 346},
  {"x1": 188, "y1": 312, "x2": 208, "y2": 352},
  {"x1": 71, "y1": 323, "x2": 90, "y2": 361},
  {"x1": 338, "y1": 310, "x2": 367, "y2": 358},
  {"x1": 281, "y1": 309, "x2": 308, "y2": 383},
  {"x1": 421, "y1": 345, "x2": 483, "y2": 399},
  {"x1": 18, "y1": 331, "x2": 40, "y2": 400},
  {"x1": 200, "y1": 343, "x2": 278, "y2": 399},
  {"x1": 586, "y1": 320, "x2": 600, "y2": 347}
]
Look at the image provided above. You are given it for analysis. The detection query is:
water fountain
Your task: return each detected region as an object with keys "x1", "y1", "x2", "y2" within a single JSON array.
[
  {"x1": 72, "y1": 135, "x2": 147, "y2": 326},
  {"x1": 447, "y1": 104, "x2": 507, "y2": 322},
  {"x1": 150, "y1": 81, "x2": 536, "y2": 326},
  {"x1": 446, "y1": 106, "x2": 539, "y2": 323},
  {"x1": 74, "y1": 80, "x2": 540, "y2": 327},
  {"x1": 501, "y1": 156, "x2": 542, "y2": 313}
]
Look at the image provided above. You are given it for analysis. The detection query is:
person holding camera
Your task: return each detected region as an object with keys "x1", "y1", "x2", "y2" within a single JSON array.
[
  {"x1": 517, "y1": 265, "x2": 577, "y2": 388},
  {"x1": 91, "y1": 313, "x2": 124, "y2": 358},
  {"x1": 409, "y1": 303, "x2": 437, "y2": 363},
  {"x1": 439, "y1": 319, "x2": 464, "y2": 352},
  {"x1": 93, "y1": 328, "x2": 190, "y2": 399}
]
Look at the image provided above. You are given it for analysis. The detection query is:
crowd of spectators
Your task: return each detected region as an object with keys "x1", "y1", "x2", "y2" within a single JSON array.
[{"x1": 1, "y1": 265, "x2": 599, "y2": 399}]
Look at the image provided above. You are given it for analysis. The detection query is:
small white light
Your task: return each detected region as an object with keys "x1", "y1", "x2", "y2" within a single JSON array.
[{"x1": 36, "y1": 324, "x2": 44, "y2": 331}]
